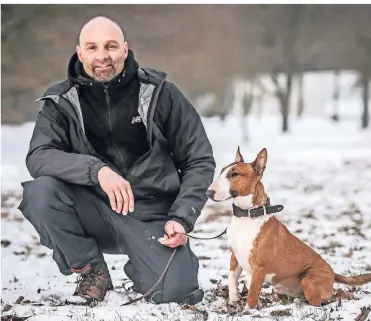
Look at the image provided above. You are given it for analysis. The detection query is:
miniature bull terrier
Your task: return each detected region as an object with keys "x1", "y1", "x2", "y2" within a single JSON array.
[{"x1": 206, "y1": 147, "x2": 371, "y2": 310}]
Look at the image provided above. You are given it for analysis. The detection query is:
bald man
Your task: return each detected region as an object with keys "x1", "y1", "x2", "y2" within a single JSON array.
[{"x1": 19, "y1": 16, "x2": 215, "y2": 305}]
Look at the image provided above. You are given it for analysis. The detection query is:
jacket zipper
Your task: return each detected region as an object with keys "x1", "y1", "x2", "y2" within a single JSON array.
[
  {"x1": 128, "y1": 77, "x2": 164, "y2": 170},
  {"x1": 124, "y1": 80, "x2": 165, "y2": 178},
  {"x1": 103, "y1": 87, "x2": 126, "y2": 171},
  {"x1": 61, "y1": 77, "x2": 164, "y2": 180}
]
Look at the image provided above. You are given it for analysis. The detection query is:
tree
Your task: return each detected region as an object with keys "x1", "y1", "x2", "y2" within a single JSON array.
[
  {"x1": 344, "y1": 6, "x2": 371, "y2": 129},
  {"x1": 331, "y1": 70, "x2": 341, "y2": 122},
  {"x1": 254, "y1": 5, "x2": 324, "y2": 133},
  {"x1": 296, "y1": 73, "x2": 304, "y2": 118}
]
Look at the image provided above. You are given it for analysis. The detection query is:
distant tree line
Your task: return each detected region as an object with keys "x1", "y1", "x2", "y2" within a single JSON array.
[{"x1": 2, "y1": 4, "x2": 370, "y2": 132}]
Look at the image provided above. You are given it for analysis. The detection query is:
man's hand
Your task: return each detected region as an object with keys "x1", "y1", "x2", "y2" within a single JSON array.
[
  {"x1": 97, "y1": 166, "x2": 134, "y2": 214},
  {"x1": 158, "y1": 220, "x2": 187, "y2": 248}
]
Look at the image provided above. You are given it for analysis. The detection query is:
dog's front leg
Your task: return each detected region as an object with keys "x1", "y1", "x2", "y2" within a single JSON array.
[
  {"x1": 244, "y1": 266, "x2": 265, "y2": 311},
  {"x1": 228, "y1": 251, "x2": 242, "y2": 305}
]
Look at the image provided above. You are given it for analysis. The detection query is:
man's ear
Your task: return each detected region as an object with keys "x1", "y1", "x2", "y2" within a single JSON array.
[
  {"x1": 123, "y1": 41, "x2": 129, "y2": 59},
  {"x1": 76, "y1": 45, "x2": 82, "y2": 62},
  {"x1": 235, "y1": 146, "x2": 244, "y2": 163}
]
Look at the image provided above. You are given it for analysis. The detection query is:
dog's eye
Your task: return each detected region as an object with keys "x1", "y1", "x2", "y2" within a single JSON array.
[{"x1": 231, "y1": 172, "x2": 239, "y2": 177}]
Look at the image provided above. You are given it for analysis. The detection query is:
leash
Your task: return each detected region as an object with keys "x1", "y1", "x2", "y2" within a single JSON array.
[
  {"x1": 178, "y1": 228, "x2": 227, "y2": 240},
  {"x1": 120, "y1": 228, "x2": 227, "y2": 306},
  {"x1": 121, "y1": 247, "x2": 178, "y2": 306}
]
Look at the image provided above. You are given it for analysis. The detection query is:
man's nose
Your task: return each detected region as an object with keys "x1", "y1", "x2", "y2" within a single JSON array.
[
  {"x1": 96, "y1": 48, "x2": 109, "y2": 60},
  {"x1": 206, "y1": 189, "x2": 215, "y2": 199}
]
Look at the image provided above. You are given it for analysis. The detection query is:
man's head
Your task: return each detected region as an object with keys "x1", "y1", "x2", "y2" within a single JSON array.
[{"x1": 76, "y1": 16, "x2": 128, "y2": 82}]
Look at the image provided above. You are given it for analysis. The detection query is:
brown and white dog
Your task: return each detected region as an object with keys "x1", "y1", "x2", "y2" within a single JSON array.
[{"x1": 206, "y1": 147, "x2": 371, "y2": 310}]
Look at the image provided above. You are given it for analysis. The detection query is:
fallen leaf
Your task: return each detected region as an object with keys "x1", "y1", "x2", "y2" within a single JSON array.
[
  {"x1": 355, "y1": 307, "x2": 370, "y2": 321},
  {"x1": 1, "y1": 240, "x2": 11, "y2": 248},
  {"x1": 270, "y1": 309, "x2": 292, "y2": 317},
  {"x1": 198, "y1": 256, "x2": 211, "y2": 260},
  {"x1": 2, "y1": 303, "x2": 12, "y2": 312},
  {"x1": 333, "y1": 289, "x2": 355, "y2": 300}
]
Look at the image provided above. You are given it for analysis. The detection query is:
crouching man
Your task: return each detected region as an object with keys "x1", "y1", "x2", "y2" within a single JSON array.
[{"x1": 18, "y1": 16, "x2": 215, "y2": 305}]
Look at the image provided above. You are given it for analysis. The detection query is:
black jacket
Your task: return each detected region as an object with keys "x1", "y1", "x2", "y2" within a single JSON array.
[
  {"x1": 70, "y1": 50, "x2": 150, "y2": 174},
  {"x1": 25, "y1": 58, "x2": 216, "y2": 232}
]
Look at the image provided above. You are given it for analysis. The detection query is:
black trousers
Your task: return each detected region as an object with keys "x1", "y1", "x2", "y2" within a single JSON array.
[{"x1": 18, "y1": 176, "x2": 203, "y2": 304}]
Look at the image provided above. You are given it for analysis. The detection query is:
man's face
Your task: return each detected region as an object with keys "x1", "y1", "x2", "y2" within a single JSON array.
[{"x1": 76, "y1": 21, "x2": 128, "y2": 83}]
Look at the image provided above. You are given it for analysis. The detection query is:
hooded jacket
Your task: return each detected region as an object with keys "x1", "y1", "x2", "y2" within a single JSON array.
[
  {"x1": 25, "y1": 50, "x2": 216, "y2": 232},
  {"x1": 69, "y1": 50, "x2": 150, "y2": 174}
]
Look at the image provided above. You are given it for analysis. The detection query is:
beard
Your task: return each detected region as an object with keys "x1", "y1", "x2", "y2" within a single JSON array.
[
  {"x1": 84, "y1": 57, "x2": 125, "y2": 83},
  {"x1": 93, "y1": 67, "x2": 116, "y2": 82}
]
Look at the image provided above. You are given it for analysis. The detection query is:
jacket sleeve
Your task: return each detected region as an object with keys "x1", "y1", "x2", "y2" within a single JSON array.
[
  {"x1": 25, "y1": 99, "x2": 107, "y2": 185},
  {"x1": 163, "y1": 82, "x2": 216, "y2": 232}
]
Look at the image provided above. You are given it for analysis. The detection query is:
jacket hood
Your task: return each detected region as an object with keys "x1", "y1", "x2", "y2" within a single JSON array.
[{"x1": 39, "y1": 50, "x2": 168, "y2": 99}]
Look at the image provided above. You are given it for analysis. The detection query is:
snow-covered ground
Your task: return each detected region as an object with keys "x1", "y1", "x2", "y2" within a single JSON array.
[{"x1": 2, "y1": 71, "x2": 371, "y2": 320}]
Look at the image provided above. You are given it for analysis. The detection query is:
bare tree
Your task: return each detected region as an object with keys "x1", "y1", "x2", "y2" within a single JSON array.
[
  {"x1": 331, "y1": 70, "x2": 341, "y2": 122},
  {"x1": 255, "y1": 5, "x2": 324, "y2": 133},
  {"x1": 241, "y1": 78, "x2": 256, "y2": 141},
  {"x1": 296, "y1": 73, "x2": 304, "y2": 118},
  {"x1": 344, "y1": 6, "x2": 371, "y2": 129},
  {"x1": 360, "y1": 73, "x2": 370, "y2": 129}
]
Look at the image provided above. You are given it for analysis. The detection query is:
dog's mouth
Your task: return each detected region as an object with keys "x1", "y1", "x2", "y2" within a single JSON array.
[
  {"x1": 230, "y1": 190, "x2": 239, "y2": 198},
  {"x1": 209, "y1": 195, "x2": 234, "y2": 202}
]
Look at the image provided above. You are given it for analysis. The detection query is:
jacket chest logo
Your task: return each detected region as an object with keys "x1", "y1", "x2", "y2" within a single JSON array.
[{"x1": 131, "y1": 116, "x2": 142, "y2": 124}]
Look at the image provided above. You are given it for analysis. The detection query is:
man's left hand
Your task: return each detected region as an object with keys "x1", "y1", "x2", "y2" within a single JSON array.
[{"x1": 159, "y1": 220, "x2": 187, "y2": 248}]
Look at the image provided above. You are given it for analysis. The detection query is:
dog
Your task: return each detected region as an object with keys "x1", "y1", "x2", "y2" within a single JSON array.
[{"x1": 206, "y1": 147, "x2": 371, "y2": 310}]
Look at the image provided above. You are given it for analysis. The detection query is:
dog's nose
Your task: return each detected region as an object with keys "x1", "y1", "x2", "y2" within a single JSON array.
[{"x1": 206, "y1": 189, "x2": 215, "y2": 199}]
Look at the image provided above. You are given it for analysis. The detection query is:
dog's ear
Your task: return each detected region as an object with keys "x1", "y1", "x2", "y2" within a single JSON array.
[
  {"x1": 235, "y1": 146, "x2": 244, "y2": 163},
  {"x1": 252, "y1": 148, "x2": 267, "y2": 176}
]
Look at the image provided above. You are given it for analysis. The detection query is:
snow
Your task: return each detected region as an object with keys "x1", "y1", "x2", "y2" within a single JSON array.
[{"x1": 2, "y1": 71, "x2": 371, "y2": 320}]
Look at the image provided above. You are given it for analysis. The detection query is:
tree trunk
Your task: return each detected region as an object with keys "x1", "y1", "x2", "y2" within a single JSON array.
[
  {"x1": 296, "y1": 73, "x2": 304, "y2": 118},
  {"x1": 282, "y1": 73, "x2": 292, "y2": 133},
  {"x1": 331, "y1": 70, "x2": 340, "y2": 122},
  {"x1": 254, "y1": 79, "x2": 265, "y2": 120},
  {"x1": 233, "y1": 80, "x2": 249, "y2": 141},
  {"x1": 271, "y1": 73, "x2": 292, "y2": 133},
  {"x1": 241, "y1": 81, "x2": 254, "y2": 141},
  {"x1": 240, "y1": 115, "x2": 249, "y2": 141},
  {"x1": 240, "y1": 87, "x2": 248, "y2": 141},
  {"x1": 361, "y1": 72, "x2": 370, "y2": 129}
]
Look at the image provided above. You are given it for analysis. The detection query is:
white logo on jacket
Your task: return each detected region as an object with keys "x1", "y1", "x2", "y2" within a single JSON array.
[{"x1": 131, "y1": 116, "x2": 142, "y2": 124}]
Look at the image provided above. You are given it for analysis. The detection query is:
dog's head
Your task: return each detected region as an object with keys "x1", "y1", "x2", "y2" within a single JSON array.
[{"x1": 206, "y1": 147, "x2": 267, "y2": 202}]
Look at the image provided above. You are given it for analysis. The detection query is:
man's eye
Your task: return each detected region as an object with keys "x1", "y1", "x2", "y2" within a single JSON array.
[
  {"x1": 107, "y1": 45, "x2": 117, "y2": 49},
  {"x1": 231, "y1": 172, "x2": 239, "y2": 177},
  {"x1": 87, "y1": 46, "x2": 96, "y2": 50}
]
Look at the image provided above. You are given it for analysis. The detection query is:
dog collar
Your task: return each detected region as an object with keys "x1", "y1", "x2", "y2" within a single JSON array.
[{"x1": 232, "y1": 198, "x2": 284, "y2": 218}]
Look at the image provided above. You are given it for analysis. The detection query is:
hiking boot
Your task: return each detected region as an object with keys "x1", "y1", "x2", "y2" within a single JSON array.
[{"x1": 72, "y1": 262, "x2": 113, "y2": 304}]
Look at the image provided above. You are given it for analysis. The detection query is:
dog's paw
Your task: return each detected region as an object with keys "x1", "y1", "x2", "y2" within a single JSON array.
[
  {"x1": 228, "y1": 292, "x2": 240, "y2": 305},
  {"x1": 242, "y1": 304, "x2": 251, "y2": 314},
  {"x1": 228, "y1": 296, "x2": 239, "y2": 306},
  {"x1": 244, "y1": 300, "x2": 261, "y2": 311}
]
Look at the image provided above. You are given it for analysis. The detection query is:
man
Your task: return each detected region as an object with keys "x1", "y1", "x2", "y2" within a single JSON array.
[{"x1": 18, "y1": 16, "x2": 215, "y2": 306}]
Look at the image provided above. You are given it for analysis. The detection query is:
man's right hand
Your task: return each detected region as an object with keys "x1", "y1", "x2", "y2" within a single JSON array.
[{"x1": 97, "y1": 166, "x2": 134, "y2": 214}]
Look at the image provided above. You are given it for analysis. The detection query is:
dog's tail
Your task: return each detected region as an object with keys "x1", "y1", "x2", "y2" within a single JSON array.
[{"x1": 335, "y1": 273, "x2": 371, "y2": 286}]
